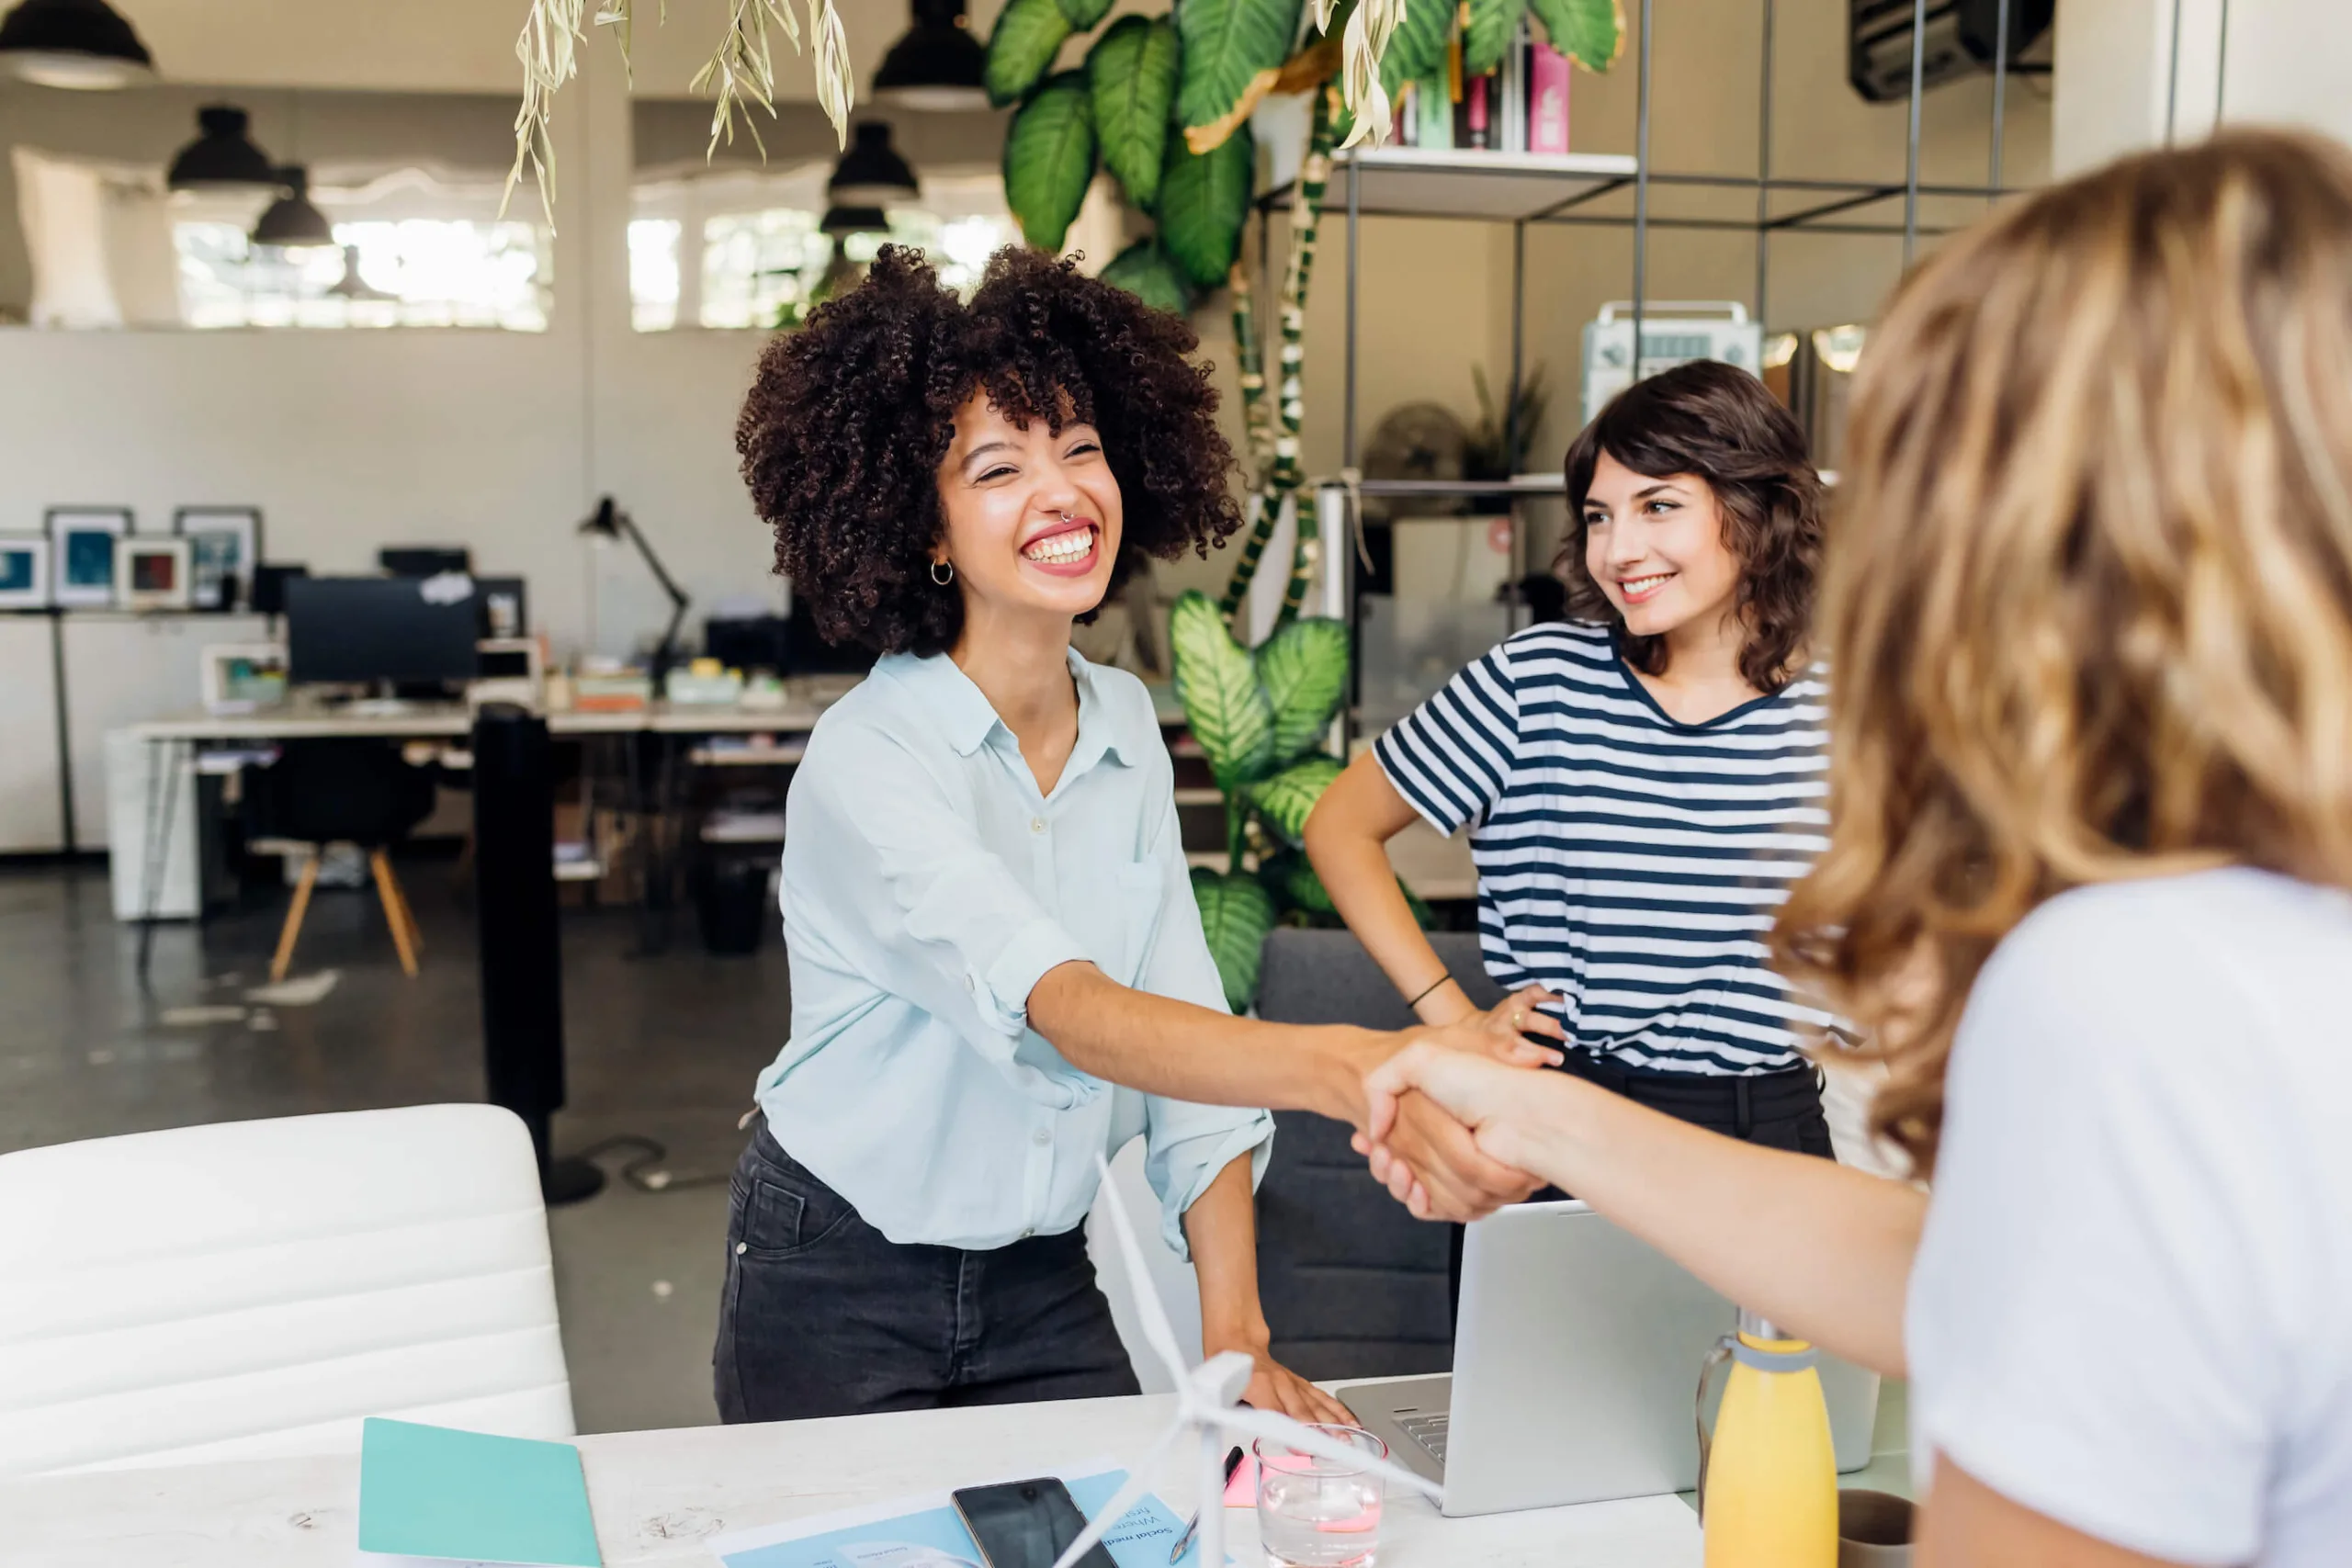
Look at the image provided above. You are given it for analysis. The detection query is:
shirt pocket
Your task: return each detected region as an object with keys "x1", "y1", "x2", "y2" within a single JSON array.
[{"x1": 1104, "y1": 858, "x2": 1166, "y2": 988}]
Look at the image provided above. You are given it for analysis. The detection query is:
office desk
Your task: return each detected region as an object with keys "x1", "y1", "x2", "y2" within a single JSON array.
[
  {"x1": 127, "y1": 698, "x2": 833, "y2": 743},
  {"x1": 117, "y1": 700, "x2": 837, "y2": 973},
  {"x1": 0, "y1": 1393, "x2": 1704, "y2": 1567}
]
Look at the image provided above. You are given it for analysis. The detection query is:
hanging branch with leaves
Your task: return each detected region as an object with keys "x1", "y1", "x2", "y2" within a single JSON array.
[{"x1": 503, "y1": 0, "x2": 860, "y2": 226}]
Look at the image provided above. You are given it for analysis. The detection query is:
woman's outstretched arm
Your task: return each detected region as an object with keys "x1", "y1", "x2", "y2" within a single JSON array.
[{"x1": 1363, "y1": 1045, "x2": 1924, "y2": 1376}]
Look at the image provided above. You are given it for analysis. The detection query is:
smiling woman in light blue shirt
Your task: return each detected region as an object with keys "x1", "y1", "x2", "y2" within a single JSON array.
[
  {"x1": 714, "y1": 247, "x2": 1537, "y2": 1427},
  {"x1": 764, "y1": 649, "x2": 1269, "y2": 1258}
]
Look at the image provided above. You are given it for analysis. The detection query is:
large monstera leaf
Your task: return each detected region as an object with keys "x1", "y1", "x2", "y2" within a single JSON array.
[
  {"x1": 1100, "y1": 239, "x2": 1195, "y2": 316},
  {"x1": 1245, "y1": 755, "x2": 1344, "y2": 845},
  {"x1": 1157, "y1": 124, "x2": 1255, "y2": 288},
  {"x1": 1170, "y1": 589, "x2": 1275, "y2": 790},
  {"x1": 1465, "y1": 0, "x2": 1529, "y2": 76},
  {"x1": 1255, "y1": 615, "x2": 1350, "y2": 764},
  {"x1": 1529, "y1": 0, "x2": 1625, "y2": 70},
  {"x1": 1379, "y1": 0, "x2": 1454, "y2": 95},
  {"x1": 987, "y1": 0, "x2": 1073, "y2": 107},
  {"x1": 1177, "y1": 0, "x2": 1304, "y2": 134},
  {"x1": 1192, "y1": 868, "x2": 1277, "y2": 1012},
  {"x1": 1003, "y1": 73, "x2": 1097, "y2": 253},
  {"x1": 1089, "y1": 16, "x2": 1179, "y2": 208}
]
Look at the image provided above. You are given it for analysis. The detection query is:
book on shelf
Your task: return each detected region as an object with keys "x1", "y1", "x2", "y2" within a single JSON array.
[
  {"x1": 1416, "y1": 70, "x2": 1454, "y2": 149},
  {"x1": 1501, "y1": 18, "x2": 1529, "y2": 152},
  {"x1": 1528, "y1": 38, "x2": 1571, "y2": 152}
]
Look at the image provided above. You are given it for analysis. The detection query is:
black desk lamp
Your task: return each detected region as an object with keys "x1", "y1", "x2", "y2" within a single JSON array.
[{"x1": 578, "y1": 495, "x2": 689, "y2": 685}]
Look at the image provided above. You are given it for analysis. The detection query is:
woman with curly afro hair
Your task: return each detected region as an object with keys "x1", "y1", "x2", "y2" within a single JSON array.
[{"x1": 715, "y1": 246, "x2": 1537, "y2": 1425}]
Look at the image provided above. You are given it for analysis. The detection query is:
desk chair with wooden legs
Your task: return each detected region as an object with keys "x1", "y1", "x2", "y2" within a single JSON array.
[{"x1": 248, "y1": 741, "x2": 439, "y2": 983}]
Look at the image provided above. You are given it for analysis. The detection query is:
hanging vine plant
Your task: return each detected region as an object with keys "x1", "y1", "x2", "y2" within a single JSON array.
[{"x1": 981, "y1": 0, "x2": 1621, "y2": 1010}]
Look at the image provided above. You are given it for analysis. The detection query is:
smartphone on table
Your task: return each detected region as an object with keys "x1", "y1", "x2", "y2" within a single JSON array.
[{"x1": 949, "y1": 1478, "x2": 1120, "y2": 1568}]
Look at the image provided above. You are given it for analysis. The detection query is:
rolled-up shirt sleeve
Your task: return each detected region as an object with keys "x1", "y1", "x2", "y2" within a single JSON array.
[
  {"x1": 787, "y1": 718, "x2": 1091, "y2": 1089},
  {"x1": 1131, "y1": 771, "x2": 1275, "y2": 1258}
]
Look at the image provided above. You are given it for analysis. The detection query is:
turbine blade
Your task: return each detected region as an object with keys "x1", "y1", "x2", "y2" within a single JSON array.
[
  {"x1": 1092, "y1": 1153, "x2": 1192, "y2": 1384},
  {"x1": 1216, "y1": 1405, "x2": 1446, "y2": 1502},
  {"x1": 1047, "y1": 1424, "x2": 1182, "y2": 1568}
]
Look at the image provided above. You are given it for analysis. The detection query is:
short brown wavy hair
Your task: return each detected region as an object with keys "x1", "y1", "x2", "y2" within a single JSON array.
[
  {"x1": 1774, "y1": 130, "x2": 2352, "y2": 1176},
  {"x1": 737, "y1": 245, "x2": 1243, "y2": 657},
  {"x1": 1559, "y1": 359, "x2": 1823, "y2": 693}
]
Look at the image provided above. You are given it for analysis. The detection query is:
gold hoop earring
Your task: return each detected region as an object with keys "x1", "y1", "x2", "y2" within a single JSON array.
[{"x1": 931, "y1": 560, "x2": 955, "y2": 586}]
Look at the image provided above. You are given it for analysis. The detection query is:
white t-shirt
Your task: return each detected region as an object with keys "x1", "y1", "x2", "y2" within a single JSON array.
[{"x1": 1907, "y1": 869, "x2": 2352, "y2": 1565}]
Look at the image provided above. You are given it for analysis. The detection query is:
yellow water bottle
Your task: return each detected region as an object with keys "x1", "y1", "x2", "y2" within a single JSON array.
[{"x1": 1696, "y1": 1309, "x2": 1838, "y2": 1567}]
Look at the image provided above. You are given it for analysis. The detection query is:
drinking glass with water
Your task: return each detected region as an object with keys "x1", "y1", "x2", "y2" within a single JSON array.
[{"x1": 1253, "y1": 1426, "x2": 1387, "y2": 1567}]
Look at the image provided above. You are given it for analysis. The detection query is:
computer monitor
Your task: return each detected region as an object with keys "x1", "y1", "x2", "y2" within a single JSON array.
[
  {"x1": 706, "y1": 615, "x2": 787, "y2": 673},
  {"x1": 786, "y1": 611, "x2": 877, "y2": 676},
  {"x1": 250, "y1": 562, "x2": 308, "y2": 616},
  {"x1": 284, "y1": 576, "x2": 482, "y2": 687},
  {"x1": 379, "y1": 546, "x2": 472, "y2": 579}
]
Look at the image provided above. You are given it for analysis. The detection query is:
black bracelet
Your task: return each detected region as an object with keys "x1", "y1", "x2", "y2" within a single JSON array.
[{"x1": 1404, "y1": 975, "x2": 1453, "y2": 1009}]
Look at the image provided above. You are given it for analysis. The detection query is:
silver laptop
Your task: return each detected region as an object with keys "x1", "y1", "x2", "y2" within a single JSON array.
[{"x1": 1337, "y1": 1200, "x2": 1881, "y2": 1517}]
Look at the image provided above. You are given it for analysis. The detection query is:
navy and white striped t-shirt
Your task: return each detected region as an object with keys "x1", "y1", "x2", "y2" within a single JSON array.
[{"x1": 1374, "y1": 619, "x2": 1835, "y2": 1076}]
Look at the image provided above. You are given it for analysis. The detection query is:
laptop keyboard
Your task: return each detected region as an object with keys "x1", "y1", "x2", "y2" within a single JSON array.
[{"x1": 1396, "y1": 1411, "x2": 1451, "y2": 1467}]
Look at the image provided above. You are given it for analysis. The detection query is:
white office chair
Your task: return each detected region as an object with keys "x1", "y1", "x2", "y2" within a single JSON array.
[{"x1": 0, "y1": 1105, "x2": 576, "y2": 1479}]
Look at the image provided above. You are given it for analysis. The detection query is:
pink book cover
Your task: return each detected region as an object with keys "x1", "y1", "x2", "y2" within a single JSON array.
[{"x1": 1530, "y1": 41, "x2": 1571, "y2": 153}]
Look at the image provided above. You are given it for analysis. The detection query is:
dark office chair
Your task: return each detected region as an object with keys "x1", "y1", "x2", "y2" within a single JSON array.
[
  {"x1": 1252, "y1": 927, "x2": 1503, "y2": 1382},
  {"x1": 246, "y1": 741, "x2": 439, "y2": 982}
]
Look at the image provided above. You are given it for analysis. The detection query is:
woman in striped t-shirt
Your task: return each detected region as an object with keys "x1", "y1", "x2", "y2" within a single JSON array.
[{"x1": 1306, "y1": 360, "x2": 1838, "y2": 1156}]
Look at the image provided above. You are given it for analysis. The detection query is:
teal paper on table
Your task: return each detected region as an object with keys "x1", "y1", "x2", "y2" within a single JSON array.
[
  {"x1": 357, "y1": 1417, "x2": 603, "y2": 1566},
  {"x1": 712, "y1": 1470, "x2": 1216, "y2": 1568}
]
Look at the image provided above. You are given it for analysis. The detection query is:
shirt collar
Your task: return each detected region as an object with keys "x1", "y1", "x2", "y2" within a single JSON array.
[{"x1": 883, "y1": 649, "x2": 1140, "y2": 772}]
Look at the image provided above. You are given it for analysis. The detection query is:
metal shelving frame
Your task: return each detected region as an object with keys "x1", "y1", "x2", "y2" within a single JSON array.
[{"x1": 1260, "y1": 0, "x2": 2033, "y2": 742}]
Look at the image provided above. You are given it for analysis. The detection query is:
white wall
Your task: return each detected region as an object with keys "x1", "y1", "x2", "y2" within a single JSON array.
[
  {"x1": 2055, "y1": 0, "x2": 2352, "y2": 175},
  {"x1": 0, "y1": 39, "x2": 775, "y2": 659},
  {"x1": 1, "y1": 0, "x2": 2058, "y2": 649}
]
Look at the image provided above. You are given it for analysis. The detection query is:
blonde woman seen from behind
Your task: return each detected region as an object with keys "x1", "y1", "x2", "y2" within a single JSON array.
[{"x1": 1361, "y1": 130, "x2": 2352, "y2": 1566}]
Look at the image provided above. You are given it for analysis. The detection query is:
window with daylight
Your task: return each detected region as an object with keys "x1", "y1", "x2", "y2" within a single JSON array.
[
  {"x1": 628, "y1": 164, "x2": 1023, "y2": 332},
  {"x1": 175, "y1": 218, "x2": 551, "y2": 332}
]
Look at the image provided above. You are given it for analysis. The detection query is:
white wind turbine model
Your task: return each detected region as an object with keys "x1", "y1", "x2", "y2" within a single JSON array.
[{"x1": 1049, "y1": 1156, "x2": 1443, "y2": 1568}]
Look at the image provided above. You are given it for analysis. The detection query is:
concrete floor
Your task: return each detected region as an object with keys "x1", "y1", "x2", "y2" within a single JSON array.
[{"x1": 0, "y1": 858, "x2": 784, "y2": 1435}]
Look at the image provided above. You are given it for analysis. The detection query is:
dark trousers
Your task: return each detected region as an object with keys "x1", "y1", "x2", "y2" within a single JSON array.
[
  {"x1": 1450, "y1": 1053, "x2": 1834, "y2": 1322},
  {"x1": 1546, "y1": 1050, "x2": 1834, "y2": 1159},
  {"x1": 713, "y1": 1120, "x2": 1142, "y2": 1423}
]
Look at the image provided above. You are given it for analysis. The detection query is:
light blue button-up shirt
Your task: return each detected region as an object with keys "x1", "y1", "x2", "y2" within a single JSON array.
[{"x1": 757, "y1": 648, "x2": 1274, "y2": 1255}]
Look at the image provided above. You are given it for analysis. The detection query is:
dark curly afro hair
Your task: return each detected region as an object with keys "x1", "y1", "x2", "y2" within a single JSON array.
[{"x1": 737, "y1": 244, "x2": 1243, "y2": 657}]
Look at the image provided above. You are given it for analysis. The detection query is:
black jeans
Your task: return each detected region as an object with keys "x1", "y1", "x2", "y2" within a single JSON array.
[
  {"x1": 713, "y1": 1119, "x2": 1142, "y2": 1423},
  {"x1": 1548, "y1": 1050, "x2": 1834, "y2": 1156}
]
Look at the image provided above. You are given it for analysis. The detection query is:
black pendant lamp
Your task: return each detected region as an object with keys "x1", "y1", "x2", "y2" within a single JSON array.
[
  {"x1": 168, "y1": 106, "x2": 277, "y2": 191},
  {"x1": 821, "y1": 123, "x2": 914, "y2": 240},
  {"x1": 827, "y1": 122, "x2": 920, "y2": 208},
  {"x1": 872, "y1": 0, "x2": 988, "y2": 112},
  {"x1": 820, "y1": 204, "x2": 890, "y2": 239},
  {"x1": 0, "y1": 0, "x2": 154, "y2": 89},
  {"x1": 251, "y1": 166, "x2": 334, "y2": 250},
  {"x1": 325, "y1": 245, "x2": 396, "y2": 303}
]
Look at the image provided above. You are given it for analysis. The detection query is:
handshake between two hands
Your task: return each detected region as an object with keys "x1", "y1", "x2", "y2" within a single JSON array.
[{"x1": 1348, "y1": 984, "x2": 1570, "y2": 1224}]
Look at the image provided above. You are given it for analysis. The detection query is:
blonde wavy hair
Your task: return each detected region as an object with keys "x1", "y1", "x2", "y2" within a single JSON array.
[{"x1": 1773, "y1": 129, "x2": 2352, "y2": 1176}]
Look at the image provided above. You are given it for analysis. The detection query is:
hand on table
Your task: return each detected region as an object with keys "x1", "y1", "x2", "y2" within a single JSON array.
[{"x1": 1209, "y1": 1336, "x2": 1357, "y2": 1426}]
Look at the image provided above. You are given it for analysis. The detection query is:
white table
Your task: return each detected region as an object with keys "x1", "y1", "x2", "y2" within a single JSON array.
[{"x1": 2, "y1": 1394, "x2": 1703, "y2": 1568}]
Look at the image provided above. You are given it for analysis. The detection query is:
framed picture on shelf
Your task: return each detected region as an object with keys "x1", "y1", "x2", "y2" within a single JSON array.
[
  {"x1": 198, "y1": 642, "x2": 288, "y2": 714},
  {"x1": 46, "y1": 507, "x2": 130, "y2": 609},
  {"x1": 117, "y1": 536, "x2": 192, "y2": 612},
  {"x1": 173, "y1": 505, "x2": 263, "y2": 612},
  {"x1": 0, "y1": 535, "x2": 49, "y2": 609}
]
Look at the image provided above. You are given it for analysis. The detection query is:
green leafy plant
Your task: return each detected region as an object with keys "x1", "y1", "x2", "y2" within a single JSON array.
[
  {"x1": 1169, "y1": 592, "x2": 1427, "y2": 1010},
  {"x1": 1464, "y1": 364, "x2": 1551, "y2": 480}
]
